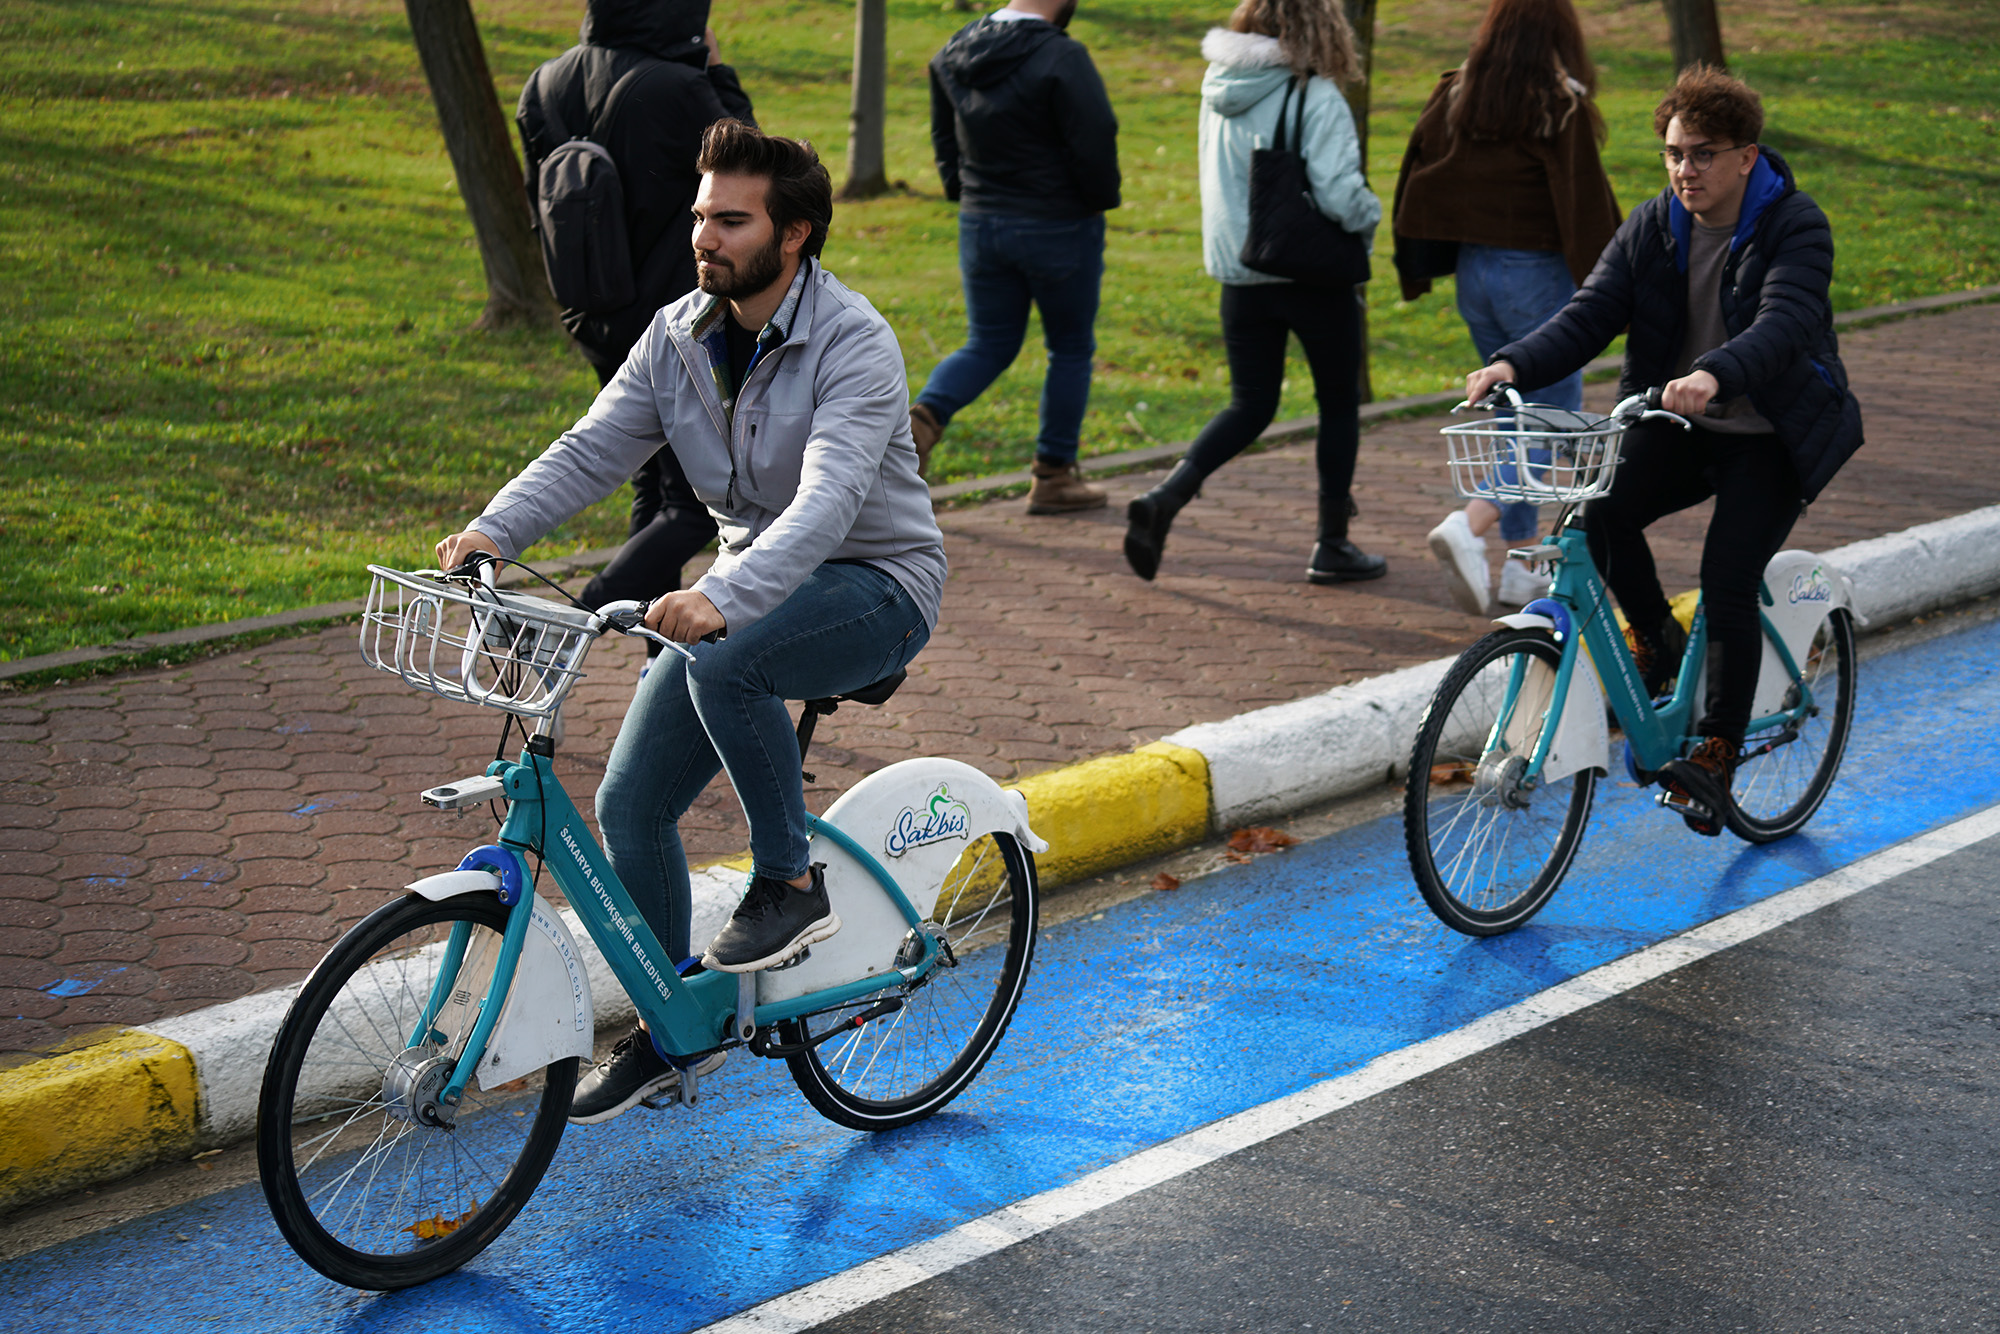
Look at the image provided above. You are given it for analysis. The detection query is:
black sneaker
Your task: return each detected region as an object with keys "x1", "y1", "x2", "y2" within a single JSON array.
[
  {"x1": 702, "y1": 864, "x2": 841, "y2": 973},
  {"x1": 568, "y1": 1026, "x2": 724, "y2": 1125}
]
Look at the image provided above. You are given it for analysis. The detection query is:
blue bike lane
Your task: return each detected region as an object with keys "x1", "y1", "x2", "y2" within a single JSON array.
[{"x1": 8, "y1": 615, "x2": 1999, "y2": 1333}]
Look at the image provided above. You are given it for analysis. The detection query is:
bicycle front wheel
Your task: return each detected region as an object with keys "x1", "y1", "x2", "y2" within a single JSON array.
[
  {"x1": 1726, "y1": 607, "x2": 1857, "y2": 843},
  {"x1": 256, "y1": 893, "x2": 577, "y2": 1290},
  {"x1": 1405, "y1": 629, "x2": 1597, "y2": 935},
  {"x1": 782, "y1": 831, "x2": 1038, "y2": 1131}
]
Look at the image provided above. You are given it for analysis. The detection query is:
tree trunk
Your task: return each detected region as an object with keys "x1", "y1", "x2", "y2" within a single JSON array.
[
  {"x1": 839, "y1": 0, "x2": 890, "y2": 201},
  {"x1": 1662, "y1": 0, "x2": 1727, "y2": 73},
  {"x1": 1343, "y1": 0, "x2": 1377, "y2": 404},
  {"x1": 404, "y1": 0, "x2": 554, "y2": 329}
]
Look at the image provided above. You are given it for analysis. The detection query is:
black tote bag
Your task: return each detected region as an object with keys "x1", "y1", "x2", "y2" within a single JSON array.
[{"x1": 1239, "y1": 75, "x2": 1372, "y2": 289}]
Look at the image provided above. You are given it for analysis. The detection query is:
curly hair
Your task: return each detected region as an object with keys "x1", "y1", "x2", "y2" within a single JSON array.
[
  {"x1": 696, "y1": 119, "x2": 834, "y2": 259},
  {"x1": 1450, "y1": 0, "x2": 1603, "y2": 144},
  {"x1": 1653, "y1": 63, "x2": 1764, "y2": 146},
  {"x1": 1228, "y1": 0, "x2": 1360, "y2": 85}
]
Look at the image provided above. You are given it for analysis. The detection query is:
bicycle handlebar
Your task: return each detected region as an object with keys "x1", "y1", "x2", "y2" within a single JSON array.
[{"x1": 592, "y1": 599, "x2": 714, "y2": 661}]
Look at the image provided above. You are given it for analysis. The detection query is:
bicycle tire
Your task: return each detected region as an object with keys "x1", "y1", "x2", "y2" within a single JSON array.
[
  {"x1": 1405, "y1": 628, "x2": 1597, "y2": 936},
  {"x1": 1725, "y1": 606, "x2": 1857, "y2": 844},
  {"x1": 257, "y1": 892, "x2": 577, "y2": 1290},
  {"x1": 782, "y1": 831, "x2": 1038, "y2": 1131}
]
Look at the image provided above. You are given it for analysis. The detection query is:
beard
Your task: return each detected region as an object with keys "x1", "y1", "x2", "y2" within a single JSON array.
[
  {"x1": 1050, "y1": 0, "x2": 1076, "y2": 28},
  {"x1": 696, "y1": 228, "x2": 788, "y2": 299}
]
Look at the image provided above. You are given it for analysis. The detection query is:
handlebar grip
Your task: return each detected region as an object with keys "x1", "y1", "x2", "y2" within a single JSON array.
[{"x1": 1645, "y1": 386, "x2": 1665, "y2": 411}]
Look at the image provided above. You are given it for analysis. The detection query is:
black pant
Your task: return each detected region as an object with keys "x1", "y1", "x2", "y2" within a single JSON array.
[
  {"x1": 578, "y1": 363, "x2": 719, "y2": 640},
  {"x1": 1181, "y1": 282, "x2": 1363, "y2": 503},
  {"x1": 1584, "y1": 421, "x2": 1803, "y2": 745}
]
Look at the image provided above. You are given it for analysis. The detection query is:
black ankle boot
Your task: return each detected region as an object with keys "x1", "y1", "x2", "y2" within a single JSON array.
[
  {"x1": 1124, "y1": 461, "x2": 1203, "y2": 581},
  {"x1": 1306, "y1": 493, "x2": 1386, "y2": 584}
]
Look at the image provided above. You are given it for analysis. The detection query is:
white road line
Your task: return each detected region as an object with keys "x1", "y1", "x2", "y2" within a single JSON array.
[{"x1": 698, "y1": 804, "x2": 2000, "y2": 1333}]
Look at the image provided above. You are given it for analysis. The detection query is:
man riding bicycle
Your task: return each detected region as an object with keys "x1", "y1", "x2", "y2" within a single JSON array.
[
  {"x1": 1463, "y1": 64, "x2": 1863, "y2": 834},
  {"x1": 437, "y1": 120, "x2": 946, "y2": 1119}
]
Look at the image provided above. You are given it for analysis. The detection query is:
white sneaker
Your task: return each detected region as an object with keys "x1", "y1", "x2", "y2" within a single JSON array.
[
  {"x1": 1497, "y1": 559, "x2": 1546, "y2": 607},
  {"x1": 1427, "y1": 511, "x2": 1491, "y2": 616}
]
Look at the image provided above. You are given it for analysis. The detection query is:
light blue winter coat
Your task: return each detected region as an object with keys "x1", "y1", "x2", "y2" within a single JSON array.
[{"x1": 1197, "y1": 28, "x2": 1381, "y2": 286}]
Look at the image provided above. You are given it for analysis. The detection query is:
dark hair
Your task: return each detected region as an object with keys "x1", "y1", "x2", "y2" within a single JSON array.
[
  {"x1": 1451, "y1": 0, "x2": 1602, "y2": 144},
  {"x1": 696, "y1": 119, "x2": 833, "y2": 259},
  {"x1": 1653, "y1": 63, "x2": 1764, "y2": 146}
]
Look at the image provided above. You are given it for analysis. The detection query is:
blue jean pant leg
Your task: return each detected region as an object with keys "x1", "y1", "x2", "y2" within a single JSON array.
[
  {"x1": 1456, "y1": 244, "x2": 1582, "y2": 540},
  {"x1": 917, "y1": 212, "x2": 1104, "y2": 465},
  {"x1": 597, "y1": 563, "x2": 930, "y2": 956}
]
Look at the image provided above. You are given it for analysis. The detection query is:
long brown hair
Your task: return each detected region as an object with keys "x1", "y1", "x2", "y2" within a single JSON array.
[
  {"x1": 1229, "y1": 0, "x2": 1360, "y2": 86},
  {"x1": 1449, "y1": 0, "x2": 1603, "y2": 143}
]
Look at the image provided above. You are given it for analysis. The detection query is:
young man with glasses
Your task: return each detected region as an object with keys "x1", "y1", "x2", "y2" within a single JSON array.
[{"x1": 1463, "y1": 64, "x2": 1863, "y2": 834}]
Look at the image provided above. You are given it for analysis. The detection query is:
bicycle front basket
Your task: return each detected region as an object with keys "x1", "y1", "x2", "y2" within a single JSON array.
[
  {"x1": 360, "y1": 566, "x2": 599, "y2": 718},
  {"x1": 1441, "y1": 404, "x2": 1625, "y2": 504}
]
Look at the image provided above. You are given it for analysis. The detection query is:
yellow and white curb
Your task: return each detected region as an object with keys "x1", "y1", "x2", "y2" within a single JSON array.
[{"x1": 5, "y1": 505, "x2": 2000, "y2": 1216}]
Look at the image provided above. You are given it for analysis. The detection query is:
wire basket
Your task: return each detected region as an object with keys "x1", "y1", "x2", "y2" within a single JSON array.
[
  {"x1": 1441, "y1": 404, "x2": 1626, "y2": 504},
  {"x1": 360, "y1": 566, "x2": 602, "y2": 719}
]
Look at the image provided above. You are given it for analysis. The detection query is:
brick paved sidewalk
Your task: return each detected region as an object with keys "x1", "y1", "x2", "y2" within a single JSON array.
[{"x1": 2, "y1": 302, "x2": 1994, "y2": 1060}]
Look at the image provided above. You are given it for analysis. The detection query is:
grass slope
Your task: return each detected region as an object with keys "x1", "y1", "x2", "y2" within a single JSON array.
[{"x1": 1, "y1": 0, "x2": 1994, "y2": 660}]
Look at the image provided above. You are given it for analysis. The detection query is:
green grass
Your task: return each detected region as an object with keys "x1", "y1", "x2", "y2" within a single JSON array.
[{"x1": 2, "y1": 0, "x2": 1995, "y2": 661}]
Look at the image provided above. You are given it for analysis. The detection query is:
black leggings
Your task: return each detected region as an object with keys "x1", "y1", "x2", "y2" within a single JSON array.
[
  {"x1": 1584, "y1": 421, "x2": 1803, "y2": 745},
  {"x1": 1180, "y1": 282, "x2": 1363, "y2": 499}
]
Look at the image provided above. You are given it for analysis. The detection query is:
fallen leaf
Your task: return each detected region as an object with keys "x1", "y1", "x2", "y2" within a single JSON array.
[
  {"x1": 1227, "y1": 826, "x2": 1299, "y2": 855},
  {"x1": 403, "y1": 1202, "x2": 479, "y2": 1240},
  {"x1": 1150, "y1": 872, "x2": 1181, "y2": 892},
  {"x1": 1430, "y1": 763, "x2": 1475, "y2": 787},
  {"x1": 1224, "y1": 850, "x2": 1251, "y2": 864}
]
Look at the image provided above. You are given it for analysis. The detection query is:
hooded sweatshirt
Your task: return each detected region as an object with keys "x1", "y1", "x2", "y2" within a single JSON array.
[
  {"x1": 518, "y1": 0, "x2": 754, "y2": 369},
  {"x1": 1197, "y1": 28, "x2": 1380, "y2": 286},
  {"x1": 928, "y1": 14, "x2": 1120, "y2": 217}
]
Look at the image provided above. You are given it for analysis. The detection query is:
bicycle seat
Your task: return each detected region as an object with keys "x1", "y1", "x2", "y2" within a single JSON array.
[{"x1": 805, "y1": 669, "x2": 906, "y2": 713}]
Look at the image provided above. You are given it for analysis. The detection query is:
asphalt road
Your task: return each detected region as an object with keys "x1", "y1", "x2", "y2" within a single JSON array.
[{"x1": 4, "y1": 609, "x2": 1998, "y2": 1333}]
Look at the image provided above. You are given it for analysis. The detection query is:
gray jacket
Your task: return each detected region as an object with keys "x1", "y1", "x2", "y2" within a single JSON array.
[{"x1": 471, "y1": 260, "x2": 947, "y2": 631}]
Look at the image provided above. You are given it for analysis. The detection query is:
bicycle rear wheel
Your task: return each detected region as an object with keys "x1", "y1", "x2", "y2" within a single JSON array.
[
  {"x1": 782, "y1": 832, "x2": 1037, "y2": 1131},
  {"x1": 1726, "y1": 607, "x2": 1857, "y2": 843},
  {"x1": 257, "y1": 893, "x2": 576, "y2": 1290},
  {"x1": 1405, "y1": 629, "x2": 1597, "y2": 935}
]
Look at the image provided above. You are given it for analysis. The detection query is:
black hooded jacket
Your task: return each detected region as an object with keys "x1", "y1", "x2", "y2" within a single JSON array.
[
  {"x1": 518, "y1": 0, "x2": 753, "y2": 369},
  {"x1": 1495, "y1": 145, "x2": 1863, "y2": 501},
  {"x1": 928, "y1": 16, "x2": 1120, "y2": 218}
]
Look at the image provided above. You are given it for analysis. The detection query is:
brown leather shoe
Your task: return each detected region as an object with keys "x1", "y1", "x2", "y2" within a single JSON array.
[
  {"x1": 909, "y1": 403, "x2": 944, "y2": 479},
  {"x1": 1027, "y1": 461, "x2": 1108, "y2": 514}
]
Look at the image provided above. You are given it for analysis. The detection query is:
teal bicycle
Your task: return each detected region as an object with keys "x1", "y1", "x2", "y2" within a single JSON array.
[
  {"x1": 256, "y1": 563, "x2": 1045, "y2": 1289},
  {"x1": 1403, "y1": 388, "x2": 1859, "y2": 936}
]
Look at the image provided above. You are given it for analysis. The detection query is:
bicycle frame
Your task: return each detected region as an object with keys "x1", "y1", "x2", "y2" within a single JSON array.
[
  {"x1": 1503, "y1": 520, "x2": 1813, "y2": 783},
  {"x1": 413, "y1": 749, "x2": 946, "y2": 1105}
]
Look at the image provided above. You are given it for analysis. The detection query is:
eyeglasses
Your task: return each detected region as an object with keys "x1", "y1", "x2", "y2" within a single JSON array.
[{"x1": 1658, "y1": 144, "x2": 1745, "y2": 173}]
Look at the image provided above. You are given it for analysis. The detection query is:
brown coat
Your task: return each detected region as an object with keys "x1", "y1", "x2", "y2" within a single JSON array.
[{"x1": 1390, "y1": 69, "x2": 1622, "y2": 301}]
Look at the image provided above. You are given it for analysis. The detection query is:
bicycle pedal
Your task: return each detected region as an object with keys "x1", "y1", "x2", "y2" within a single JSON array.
[
  {"x1": 1656, "y1": 788, "x2": 1713, "y2": 821},
  {"x1": 763, "y1": 946, "x2": 812, "y2": 973}
]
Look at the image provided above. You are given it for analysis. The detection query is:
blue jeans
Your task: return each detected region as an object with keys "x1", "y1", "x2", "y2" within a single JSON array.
[
  {"x1": 916, "y1": 211, "x2": 1105, "y2": 467},
  {"x1": 596, "y1": 562, "x2": 930, "y2": 959},
  {"x1": 1456, "y1": 244, "x2": 1583, "y2": 541}
]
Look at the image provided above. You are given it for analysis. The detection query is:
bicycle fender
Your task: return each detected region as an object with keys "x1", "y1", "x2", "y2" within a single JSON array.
[
  {"x1": 1541, "y1": 642, "x2": 1611, "y2": 784},
  {"x1": 759, "y1": 758, "x2": 1046, "y2": 1007},
  {"x1": 1492, "y1": 611, "x2": 1561, "y2": 635},
  {"x1": 407, "y1": 869, "x2": 504, "y2": 900},
  {"x1": 1489, "y1": 620, "x2": 1607, "y2": 784},
  {"x1": 1754, "y1": 550, "x2": 1858, "y2": 718},
  {"x1": 477, "y1": 892, "x2": 594, "y2": 1089}
]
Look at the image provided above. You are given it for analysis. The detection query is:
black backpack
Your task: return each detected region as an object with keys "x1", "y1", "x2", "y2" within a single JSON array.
[{"x1": 525, "y1": 64, "x2": 653, "y2": 314}]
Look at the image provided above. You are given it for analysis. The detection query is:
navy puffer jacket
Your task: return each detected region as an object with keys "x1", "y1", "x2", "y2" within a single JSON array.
[{"x1": 1495, "y1": 145, "x2": 1863, "y2": 501}]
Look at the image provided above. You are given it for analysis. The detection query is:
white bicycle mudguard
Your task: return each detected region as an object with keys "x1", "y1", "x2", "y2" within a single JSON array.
[
  {"x1": 401, "y1": 871, "x2": 596, "y2": 1089},
  {"x1": 1486, "y1": 610, "x2": 1610, "y2": 783},
  {"x1": 759, "y1": 757, "x2": 1047, "y2": 1006},
  {"x1": 1752, "y1": 550, "x2": 1857, "y2": 719}
]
